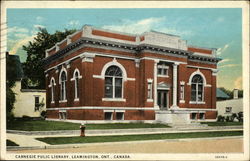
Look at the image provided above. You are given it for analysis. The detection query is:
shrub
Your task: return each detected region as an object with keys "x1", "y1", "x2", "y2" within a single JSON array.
[
  {"x1": 226, "y1": 115, "x2": 235, "y2": 122},
  {"x1": 217, "y1": 115, "x2": 225, "y2": 122},
  {"x1": 237, "y1": 112, "x2": 243, "y2": 122},
  {"x1": 231, "y1": 113, "x2": 237, "y2": 122},
  {"x1": 40, "y1": 111, "x2": 46, "y2": 119}
]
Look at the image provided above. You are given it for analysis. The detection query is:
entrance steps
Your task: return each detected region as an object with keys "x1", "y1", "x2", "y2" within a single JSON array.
[{"x1": 169, "y1": 122, "x2": 208, "y2": 129}]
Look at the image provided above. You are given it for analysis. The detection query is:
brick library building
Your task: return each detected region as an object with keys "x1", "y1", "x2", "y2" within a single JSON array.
[{"x1": 44, "y1": 25, "x2": 221, "y2": 124}]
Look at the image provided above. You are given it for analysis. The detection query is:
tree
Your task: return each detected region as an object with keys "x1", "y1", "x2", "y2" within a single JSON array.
[
  {"x1": 6, "y1": 53, "x2": 21, "y2": 122},
  {"x1": 22, "y1": 28, "x2": 76, "y2": 89}
]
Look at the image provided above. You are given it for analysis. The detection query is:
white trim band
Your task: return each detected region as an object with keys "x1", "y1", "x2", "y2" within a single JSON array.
[
  {"x1": 189, "y1": 101, "x2": 206, "y2": 104},
  {"x1": 102, "y1": 98, "x2": 126, "y2": 102},
  {"x1": 47, "y1": 106, "x2": 155, "y2": 111}
]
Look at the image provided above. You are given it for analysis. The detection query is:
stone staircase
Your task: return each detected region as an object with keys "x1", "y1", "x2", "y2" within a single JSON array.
[{"x1": 169, "y1": 122, "x2": 208, "y2": 129}]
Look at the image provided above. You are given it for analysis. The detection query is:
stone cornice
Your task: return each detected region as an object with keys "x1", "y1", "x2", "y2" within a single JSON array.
[
  {"x1": 188, "y1": 55, "x2": 222, "y2": 64},
  {"x1": 44, "y1": 37, "x2": 221, "y2": 65},
  {"x1": 137, "y1": 44, "x2": 192, "y2": 57}
]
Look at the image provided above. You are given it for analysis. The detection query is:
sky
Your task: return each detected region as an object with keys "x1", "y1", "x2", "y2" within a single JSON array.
[{"x1": 7, "y1": 8, "x2": 242, "y2": 90}]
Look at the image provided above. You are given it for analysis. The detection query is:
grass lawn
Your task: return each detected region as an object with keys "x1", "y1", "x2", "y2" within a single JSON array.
[
  {"x1": 36, "y1": 131, "x2": 243, "y2": 145},
  {"x1": 201, "y1": 122, "x2": 243, "y2": 126},
  {"x1": 6, "y1": 140, "x2": 19, "y2": 146},
  {"x1": 7, "y1": 120, "x2": 169, "y2": 131}
]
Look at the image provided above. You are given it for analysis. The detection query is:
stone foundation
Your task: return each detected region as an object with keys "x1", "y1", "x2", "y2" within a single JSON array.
[{"x1": 156, "y1": 110, "x2": 191, "y2": 124}]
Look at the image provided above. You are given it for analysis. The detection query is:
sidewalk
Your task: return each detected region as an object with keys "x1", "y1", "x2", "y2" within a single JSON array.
[
  {"x1": 7, "y1": 125, "x2": 243, "y2": 136},
  {"x1": 6, "y1": 125, "x2": 243, "y2": 150}
]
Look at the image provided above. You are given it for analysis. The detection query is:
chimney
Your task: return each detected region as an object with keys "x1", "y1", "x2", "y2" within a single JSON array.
[{"x1": 233, "y1": 89, "x2": 238, "y2": 99}]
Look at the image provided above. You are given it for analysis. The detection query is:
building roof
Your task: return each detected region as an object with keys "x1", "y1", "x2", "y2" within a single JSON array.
[
  {"x1": 44, "y1": 25, "x2": 222, "y2": 66},
  {"x1": 216, "y1": 88, "x2": 230, "y2": 99}
]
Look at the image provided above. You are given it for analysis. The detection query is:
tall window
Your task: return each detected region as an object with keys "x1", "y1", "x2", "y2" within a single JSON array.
[
  {"x1": 51, "y1": 79, "x2": 55, "y2": 102},
  {"x1": 60, "y1": 71, "x2": 67, "y2": 101},
  {"x1": 191, "y1": 74, "x2": 204, "y2": 102},
  {"x1": 105, "y1": 65, "x2": 123, "y2": 98},
  {"x1": 180, "y1": 85, "x2": 185, "y2": 101},
  {"x1": 147, "y1": 82, "x2": 153, "y2": 99},
  {"x1": 74, "y1": 71, "x2": 80, "y2": 99}
]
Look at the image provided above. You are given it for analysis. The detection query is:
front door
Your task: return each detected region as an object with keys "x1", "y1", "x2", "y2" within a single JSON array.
[{"x1": 157, "y1": 90, "x2": 168, "y2": 110}]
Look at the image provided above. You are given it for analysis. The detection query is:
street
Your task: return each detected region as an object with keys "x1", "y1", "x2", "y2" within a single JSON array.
[{"x1": 9, "y1": 137, "x2": 243, "y2": 153}]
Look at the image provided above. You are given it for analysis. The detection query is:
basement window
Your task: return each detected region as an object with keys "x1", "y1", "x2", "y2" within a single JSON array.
[
  {"x1": 59, "y1": 111, "x2": 67, "y2": 120},
  {"x1": 104, "y1": 112, "x2": 113, "y2": 120},
  {"x1": 191, "y1": 113, "x2": 197, "y2": 120},
  {"x1": 199, "y1": 113, "x2": 205, "y2": 120},
  {"x1": 116, "y1": 112, "x2": 124, "y2": 120}
]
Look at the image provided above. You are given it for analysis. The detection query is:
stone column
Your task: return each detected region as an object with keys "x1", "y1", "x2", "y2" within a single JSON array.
[
  {"x1": 211, "y1": 69, "x2": 218, "y2": 109},
  {"x1": 171, "y1": 62, "x2": 179, "y2": 109},
  {"x1": 154, "y1": 60, "x2": 159, "y2": 109}
]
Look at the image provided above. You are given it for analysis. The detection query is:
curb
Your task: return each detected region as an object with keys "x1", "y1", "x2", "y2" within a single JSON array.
[
  {"x1": 7, "y1": 129, "x2": 80, "y2": 136},
  {"x1": 7, "y1": 136, "x2": 243, "y2": 151},
  {"x1": 7, "y1": 126, "x2": 243, "y2": 136}
]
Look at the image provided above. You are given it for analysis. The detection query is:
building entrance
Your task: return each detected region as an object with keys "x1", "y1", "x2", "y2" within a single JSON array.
[{"x1": 157, "y1": 90, "x2": 169, "y2": 110}]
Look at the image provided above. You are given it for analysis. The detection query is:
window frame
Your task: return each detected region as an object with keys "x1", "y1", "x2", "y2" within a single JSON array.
[
  {"x1": 59, "y1": 110, "x2": 67, "y2": 120},
  {"x1": 104, "y1": 112, "x2": 113, "y2": 120},
  {"x1": 116, "y1": 112, "x2": 124, "y2": 120},
  {"x1": 199, "y1": 113, "x2": 205, "y2": 120},
  {"x1": 190, "y1": 74, "x2": 204, "y2": 103},
  {"x1": 49, "y1": 77, "x2": 56, "y2": 104},
  {"x1": 157, "y1": 62, "x2": 169, "y2": 77},
  {"x1": 104, "y1": 65, "x2": 124, "y2": 100},
  {"x1": 180, "y1": 81, "x2": 185, "y2": 103},
  {"x1": 147, "y1": 79, "x2": 153, "y2": 102},
  {"x1": 191, "y1": 113, "x2": 197, "y2": 120},
  {"x1": 34, "y1": 96, "x2": 40, "y2": 111},
  {"x1": 59, "y1": 68, "x2": 67, "y2": 102},
  {"x1": 71, "y1": 68, "x2": 82, "y2": 102},
  {"x1": 225, "y1": 107, "x2": 232, "y2": 113}
]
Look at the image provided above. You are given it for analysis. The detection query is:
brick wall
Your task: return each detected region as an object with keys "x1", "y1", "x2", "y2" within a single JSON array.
[{"x1": 45, "y1": 36, "x2": 218, "y2": 121}]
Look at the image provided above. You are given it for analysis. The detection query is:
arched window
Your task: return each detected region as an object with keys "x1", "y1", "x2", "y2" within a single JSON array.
[
  {"x1": 105, "y1": 65, "x2": 123, "y2": 98},
  {"x1": 74, "y1": 71, "x2": 80, "y2": 99},
  {"x1": 191, "y1": 74, "x2": 204, "y2": 102},
  {"x1": 60, "y1": 71, "x2": 67, "y2": 101}
]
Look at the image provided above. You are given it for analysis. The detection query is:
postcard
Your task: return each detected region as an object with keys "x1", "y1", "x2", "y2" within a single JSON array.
[{"x1": 1, "y1": 1, "x2": 249, "y2": 160}]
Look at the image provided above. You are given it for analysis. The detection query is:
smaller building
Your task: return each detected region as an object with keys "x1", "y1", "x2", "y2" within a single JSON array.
[
  {"x1": 216, "y1": 89, "x2": 243, "y2": 117},
  {"x1": 12, "y1": 81, "x2": 46, "y2": 118},
  {"x1": 216, "y1": 88, "x2": 230, "y2": 100}
]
